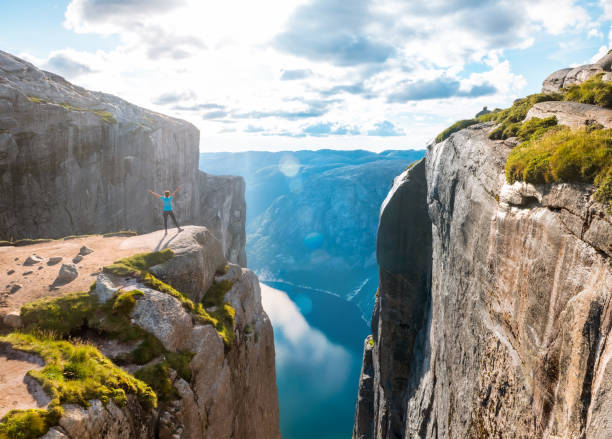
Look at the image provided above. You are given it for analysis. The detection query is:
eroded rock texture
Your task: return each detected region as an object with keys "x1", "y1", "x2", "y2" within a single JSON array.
[
  {"x1": 41, "y1": 227, "x2": 280, "y2": 439},
  {"x1": 0, "y1": 51, "x2": 245, "y2": 265},
  {"x1": 354, "y1": 118, "x2": 611, "y2": 437}
]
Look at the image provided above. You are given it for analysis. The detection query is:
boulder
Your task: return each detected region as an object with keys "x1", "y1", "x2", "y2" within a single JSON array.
[
  {"x1": 526, "y1": 101, "x2": 612, "y2": 129},
  {"x1": 47, "y1": 256, "x2": 63, "y2": 265},
  {"x1": 79, "y1": 245, "x2": 94, "y2": 256},
  {"x1": 147, "y1": 227, "x2": 226, "y2": 303},
  {"x1": 93, "y1": 273, "x2": 119, "y2": 303},
  {"x1": 542, "y1": 67, "x2": 572, "y2": 93},
  {"x1": 54, "y1": 263, "x2": 78, "y2": 285},
  {"x1": 129, "y1": 287, "x2": 194, "y2": 352},
  {"x1": 3, "y1": 311, "x2": 21, "y2": 329},
  {"x1": 563, "y1": 64, "x2": 604, "y2": 88},
  {"x1": 23, "y1": 255, "x2": 43, "y2": 266}
]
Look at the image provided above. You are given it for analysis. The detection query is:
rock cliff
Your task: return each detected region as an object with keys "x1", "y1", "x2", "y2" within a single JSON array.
[
  {"x1": 0, "y1": 227, "x2": 280, "y2": 438},
  {"x1": 354, "y1": 66, "x2": 611, "y2": 437},
  {"x1": 0, "y1": 50, "x2": 245, "y2": 266}
]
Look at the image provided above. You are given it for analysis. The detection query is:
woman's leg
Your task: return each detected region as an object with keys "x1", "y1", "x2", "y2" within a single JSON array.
[
  {"x1": 169, "y1": 211, "x2": 181, "y2": 229},
  {"x1": 163, "y1": 211, "x2": 169, "y2": 232}
]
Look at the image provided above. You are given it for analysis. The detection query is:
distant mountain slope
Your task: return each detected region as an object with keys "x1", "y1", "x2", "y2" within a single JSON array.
[{"x1": 200, "y1": 149, "x2": 425, "y2": 318}]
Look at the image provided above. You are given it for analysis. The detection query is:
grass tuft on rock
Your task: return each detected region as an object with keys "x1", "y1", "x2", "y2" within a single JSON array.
[
  {"x1": 112, "y1": 290, "x2": 144, "y2": 316},
  {"x1": 103, "y1": 250, "x2": 220, "y2": 329},
  {"x1": 505, "y1": 127, "x2": 612, "y2": 212},
  {"x1": 0, "y1": 332, "x2": 157, "y2": 438},
  {"x1": 21, "y1": 292, "x2": 97, "y2": 338},
  {"x1": 435, "y1": 119, "x2": 479, "y2": 143},
  {"x1": 563, "y1": 73, "x2": 612, "y2": 108},
  {"x1": 484, "y1": 93, "x2": 563, "y2": 140},
  {"x1": 0, "y1": 408, "x2": 55, "y2": 439},
  {"x1": 202, "y1": 280, "x2": 236, "y2": 347}
]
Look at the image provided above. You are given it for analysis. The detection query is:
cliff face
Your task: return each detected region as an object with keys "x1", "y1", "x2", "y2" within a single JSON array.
[
  {"x1": 0, "y1": 227, "x2": 280, "y2": 439},
  {"x1": 0, "y1": 51, "x2": 245, "y2": 265},
  {"x1": 354, "y1": 102, "x2": 611, "y2": 436}
]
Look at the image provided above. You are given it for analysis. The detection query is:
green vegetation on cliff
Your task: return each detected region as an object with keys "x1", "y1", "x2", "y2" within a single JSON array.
[
  {"x1": 105, "y1": 249, "x2": 237, "y2": 347},
  {"x1": 483, "y1": 93, "x2": 563, "y2": 140},
  {"x1": 563, "y1": 73, "x2": 612, "y2": 108},
  {"x1": 27, "y1": 96, "x2": 117, "y2": 124},
  {"x1": 202, "y1": 279, "x2": 236, "y2": 347},
  {"x1": 436, "y1": 75, "x2": 612, "y2": 144},
  {"x1": 435, "y1": 119, "x2": 480, "y2": 143},
  {"x1": 506, "y1": 127, "x2": 612, "y2": 212},
  {"x1": 0, "y1": 332, "x2": 156, "y2": 439}
]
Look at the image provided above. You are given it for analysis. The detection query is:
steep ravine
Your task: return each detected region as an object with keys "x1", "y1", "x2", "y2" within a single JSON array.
[{"x1": 354, "y1": 78, "x2": 611, "y2": 437}]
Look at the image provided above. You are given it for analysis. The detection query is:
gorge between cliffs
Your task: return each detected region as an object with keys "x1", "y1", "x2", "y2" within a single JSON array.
[{"x1": 0, "y1": 41, "x2": 611, "y2": 439}]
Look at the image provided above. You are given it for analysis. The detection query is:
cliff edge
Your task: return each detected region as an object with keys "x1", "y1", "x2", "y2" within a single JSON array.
[
  {"x1": 0, "y1": 50, "x2": 245, "y2": 265},
  {"x1": 354, "y1": 58, "x2": 611, "y2": 438},
  {"x1": 0, "y1": 227, "x2": 280, "y2": 438}
]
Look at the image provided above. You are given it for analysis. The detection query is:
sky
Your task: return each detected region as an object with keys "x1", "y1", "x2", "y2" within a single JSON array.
[{"x1": 2, "y1": 0, "x2": 612, "y2": 152}]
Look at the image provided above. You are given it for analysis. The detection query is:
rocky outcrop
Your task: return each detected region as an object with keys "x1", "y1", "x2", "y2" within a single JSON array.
[
  {"x1": 0, "y1": 50, "x2": 245, "y2": 265},
  {"x1": 526, "y1": 101, "x2": 612, "y2": 129},
  {"x1": 354, "y1": 115, "x2": 611, "y2": 436},
  {"x1": 542, "y1": 51, "x2": 612, "y2": 92},
  {"x1": 5, "y1": 227, "x2": 280, "y2": 438}
]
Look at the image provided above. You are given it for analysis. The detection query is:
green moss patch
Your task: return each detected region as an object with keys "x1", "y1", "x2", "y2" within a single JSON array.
[
  {"x1": 134, "y1": 351, "x2": 194, "y2": 402},
  {"x1": 484, "y1": 93, "x2": 563, "y2": 140},
  {"x1": 21, "y1": 292, "x2": 97, "y2": 338},
  {"x1": 27, "y1": 96, "x2": 117, "y2": 124},
  {"x1": 564, "y1": 74, "x2": 612, "y2": 108},
  {"x1": 104, "y1": 249, "x2": 174, "y2": 275},
  {"x1": 103, "y1": 250, "x2": 220, "y2": 331},
  {"x1": 102, "y1": 230, "x2": 137, "y2": 238},
  {"x1": 0, "y1": 332, "x2": 156, "y2": 438},
  {"x1": 0, "y1": 408, "x2": 55, "y2": 439},
  {"x1": 435, "y1": 119, "x2": 480, "y2": 143},
  {"x1": 202, "y1": 280, "x2": 236, "y2": 347},
  {"x1": 112, "y1": 290, "x2": 144, "y2": 316},
  {"x1": 506, "y1": 127, "x2": 612, "y2": 212}
]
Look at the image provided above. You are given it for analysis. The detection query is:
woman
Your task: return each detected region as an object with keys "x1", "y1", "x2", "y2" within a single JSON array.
[{"x1": 148, "y1": 186, "x2": 183, "y2": 234}]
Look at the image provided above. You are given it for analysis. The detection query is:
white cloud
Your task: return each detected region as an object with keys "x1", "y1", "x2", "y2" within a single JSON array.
[{"x1": 30, "y1": 0, "x2": 602, "y2": 151}]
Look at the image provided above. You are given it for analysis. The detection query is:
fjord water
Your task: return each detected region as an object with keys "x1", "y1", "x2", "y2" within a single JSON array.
[
  {"x1": 260, "y1": 282, "x2": 370, "y2": 439},
  {"x1": 199, "y1": 150, "x2": 422, "y2": 438}
]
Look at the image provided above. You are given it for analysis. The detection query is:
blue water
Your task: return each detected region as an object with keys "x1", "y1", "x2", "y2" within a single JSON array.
[{"x1": 261, "y1": 281, "x2": 370, "y2": 439}]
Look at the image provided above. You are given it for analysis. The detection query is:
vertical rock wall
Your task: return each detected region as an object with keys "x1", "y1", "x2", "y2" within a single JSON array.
[
  {"x1": 354, "y1": 123, "x2": 611, "y2": 438},
  {"x1": 0, "y1": 50, "x2": 245, "y2": 265}
]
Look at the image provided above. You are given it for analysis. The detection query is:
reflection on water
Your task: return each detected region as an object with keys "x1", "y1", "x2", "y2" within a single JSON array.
[{"x1": 260, "y1": 282, "x2": 370, "y2": 439}]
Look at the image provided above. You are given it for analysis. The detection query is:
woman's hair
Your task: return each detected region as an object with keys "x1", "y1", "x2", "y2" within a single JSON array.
[{"x1": 164, "y1": 190, "x2": 170, "y2": 197}]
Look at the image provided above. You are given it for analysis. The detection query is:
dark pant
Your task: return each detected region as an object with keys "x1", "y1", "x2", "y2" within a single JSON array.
[{"x1": 163, "y1": 210, "x2": 180, "y2": 230}]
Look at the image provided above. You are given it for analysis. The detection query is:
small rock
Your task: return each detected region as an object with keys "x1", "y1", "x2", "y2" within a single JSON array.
[
  {"x1": 3, "y1": 311, "x2": 21, "y2": 329},
  {"x1": 9, "y1": 284, "x2": 22, "y2": 294},
  {"x1": 7, "y1": 269, "x2": 14, "y2": 275},
  {"x1": 54, "y1": 263, "x2": 78, "y2": 285},
  {"x1": 72, "y1": 254, "x2": 83, "y2": 264},
  {"x1": 93, "y1": 273, "x2": 118, "y2": 303},
  {"x1": 23, "y1": 254, "x2": 44, "y2": 266},
  {"x1": 14, "y1": 257, "x2": 18, "y2": 261},
  {"x1": 79, "y1": 245, "x2": 94, "y2": 256},
  {"x1": 38, "y1": 266, "x2": 43, "y2": 270},
  {"x1": 47, "y1": 256, "x2": 63, "y2": 266},
  {"x1": 23, "y1": 271, "x2": 33, "y2": 276}
]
